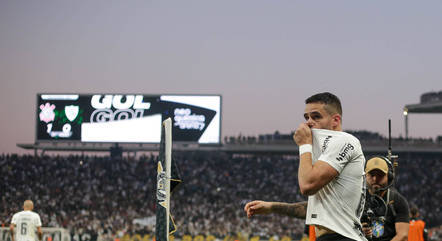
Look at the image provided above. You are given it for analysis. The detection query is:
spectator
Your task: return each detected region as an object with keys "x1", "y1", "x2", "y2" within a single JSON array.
[{"x1": 0, "y1": 152, "x2": 440, "y2": 239}]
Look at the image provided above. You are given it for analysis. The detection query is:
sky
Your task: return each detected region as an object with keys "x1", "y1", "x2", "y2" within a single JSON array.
[{"x1": 1, "y1": 0, "x2": 441, "y2": 154}]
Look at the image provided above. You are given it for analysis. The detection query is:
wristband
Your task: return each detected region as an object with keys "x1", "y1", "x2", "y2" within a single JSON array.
[{"x1": 299, "y1": 144, "x2": 312, "y2": 156}]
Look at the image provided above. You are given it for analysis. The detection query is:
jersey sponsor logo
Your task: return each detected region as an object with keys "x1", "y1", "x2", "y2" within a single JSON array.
[
  {"x1": 336, "y1": 143, "x2": 354, "y2": 162},
  {"x1": 322, "y1": 135, "x2": 332, "y2": 152}
]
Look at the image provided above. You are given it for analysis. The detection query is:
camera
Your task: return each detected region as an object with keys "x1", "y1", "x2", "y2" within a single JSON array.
[{"x1": 361, "y1": 190, "x2": 387, "y2": 225}]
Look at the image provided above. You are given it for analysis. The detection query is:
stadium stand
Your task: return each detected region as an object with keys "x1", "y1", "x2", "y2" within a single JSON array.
[{"x1": 1, "y1": 134, "x2": 441, "y2": 241}]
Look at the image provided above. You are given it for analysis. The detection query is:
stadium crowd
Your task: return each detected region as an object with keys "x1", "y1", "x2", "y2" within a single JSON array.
[
  {"x1": 0, "y1": 151, "x2": 441, "y2": 240},
  {"x1": 225, "y1": 130, "x2": 442, "y2": 146}
]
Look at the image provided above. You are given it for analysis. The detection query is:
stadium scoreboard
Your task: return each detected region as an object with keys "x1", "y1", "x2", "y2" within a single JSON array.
[{"x1": 36, "y1": 94, "x2": 221, "y2": 144}]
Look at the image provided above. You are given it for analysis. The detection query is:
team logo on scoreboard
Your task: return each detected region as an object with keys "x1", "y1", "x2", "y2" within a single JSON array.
[
  {"x1": 37, "y1": 94, "x2": 220, "y2": 143},
  {"x1": 65, "y1": 105, "x2": 79, "y2": 122},
  {"x1": 39, "y1": 102, "x2": 56, "y2": 123}
]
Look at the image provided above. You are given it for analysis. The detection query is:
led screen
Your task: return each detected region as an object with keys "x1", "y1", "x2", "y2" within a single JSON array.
[{"x1": 36, "y1": 94, "x2": 221, "y2": 143}]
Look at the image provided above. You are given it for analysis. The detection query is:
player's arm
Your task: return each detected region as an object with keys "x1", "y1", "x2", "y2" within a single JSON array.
[
  {"x1": 245, "y1": 200, "x2": 307, "y2": 219},
  {"x1": 9, "y1": 224, "x2": 16, "y2": 241},
  {"x1": 271, "y1": 201, "x2": 308, "y2": 218},
  {"x1": 294, "y1": 123, "x2": 338, "y2": 195},
  {"x1": 298, "y1": 153, "x2": 338, "y2": 195},
  {"x1": 37, "y1": 226, "x2": 43, "y2": 241},
  {"x1": 35, "y1": 215, "x2": 43, "y2": 241}
]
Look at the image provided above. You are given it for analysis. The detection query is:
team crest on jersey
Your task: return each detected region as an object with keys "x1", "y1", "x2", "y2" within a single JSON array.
[{"x1": 372, "y1": 220, "x2": 385, "y2": 238}]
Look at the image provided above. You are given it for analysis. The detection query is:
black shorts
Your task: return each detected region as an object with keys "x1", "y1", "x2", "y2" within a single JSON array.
[{"x1": 316, "y1": 233, "x2": 356, "y2": 241}]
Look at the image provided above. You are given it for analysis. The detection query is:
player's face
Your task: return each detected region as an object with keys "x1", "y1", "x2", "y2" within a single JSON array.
[
  {"x1": 304, "y1": 103, "x2": 336, "y2": 130},
  {"x1": 366, "y1": 169, "x2": 388, "y2": 191}
]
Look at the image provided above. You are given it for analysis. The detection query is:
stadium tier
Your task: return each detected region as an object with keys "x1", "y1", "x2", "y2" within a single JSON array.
[{"x1": 1, "y1": 150, "x2": 440, "y2": 241}]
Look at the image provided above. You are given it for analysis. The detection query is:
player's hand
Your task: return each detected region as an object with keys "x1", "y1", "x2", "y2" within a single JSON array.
[
  {"x1": 244, "y1": 200, "x2": 272, "y2": 218},
  {"x1": 362, "y1": 222, "x2": 372, "y2": 239},
  {"x1": 293, "y1": 123, "x2": 312, "y2": 146}
]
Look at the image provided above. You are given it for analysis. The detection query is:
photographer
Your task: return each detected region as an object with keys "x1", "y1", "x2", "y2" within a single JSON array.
[{"x1": 362, "y1": 157, "x2": 409, "y2": 241}]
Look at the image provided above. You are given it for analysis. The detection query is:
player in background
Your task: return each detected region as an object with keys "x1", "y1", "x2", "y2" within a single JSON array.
[{"x1": 10, "y1": 200, "x2": 43, "y2": 241}]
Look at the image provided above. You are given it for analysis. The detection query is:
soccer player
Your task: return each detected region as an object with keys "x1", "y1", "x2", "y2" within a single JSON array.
[
  {"x1": 10, "y1": 200, "x2": 43, "y2": 241},
  {"x1": 245, "y1": 92, "x2": 367, "y2": 241}
]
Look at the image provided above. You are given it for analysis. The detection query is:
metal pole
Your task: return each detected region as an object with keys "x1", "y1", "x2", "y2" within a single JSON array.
[
  {"x1": 403, "y1": 108, "x2": 409, "y2": 141},
  {"x1": 405, "y1": 114, "x2": 408, "y2": 140}
]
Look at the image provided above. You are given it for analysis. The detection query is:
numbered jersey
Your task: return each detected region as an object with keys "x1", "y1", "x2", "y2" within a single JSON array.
[{"x1": 11, "y1": 211, "x2": 42, "y2": 241}]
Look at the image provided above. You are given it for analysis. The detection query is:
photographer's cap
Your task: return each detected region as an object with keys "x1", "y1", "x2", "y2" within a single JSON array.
[{"x1": 365, "y1": 157, "x2": 389, "y2": 174}]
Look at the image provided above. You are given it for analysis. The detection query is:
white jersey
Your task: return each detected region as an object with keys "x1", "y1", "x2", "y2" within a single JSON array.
[
  {"x1": 11, "y1": 211, "x2": 42, "y2": 241},
  {"x1": 305, "y1": 129, "x2": 367, "y2": 241}
]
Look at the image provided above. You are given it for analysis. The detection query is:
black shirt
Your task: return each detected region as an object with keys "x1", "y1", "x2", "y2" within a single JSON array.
[{"x1": 371, "y1": 188, "x2": 409, "y2": 241}]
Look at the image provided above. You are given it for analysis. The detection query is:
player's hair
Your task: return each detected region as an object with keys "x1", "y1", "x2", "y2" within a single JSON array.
[{"x1": 306, "y1": 92, "x2": 342, "y2": 116}]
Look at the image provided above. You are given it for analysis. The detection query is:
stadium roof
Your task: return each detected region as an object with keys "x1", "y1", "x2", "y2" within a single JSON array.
[
  {"x1": 404, "y1": 102, "x2": 442, "y2": 113},
  {"x1": 404, "y1": 91, "x2": 442, "y2": 113}
]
